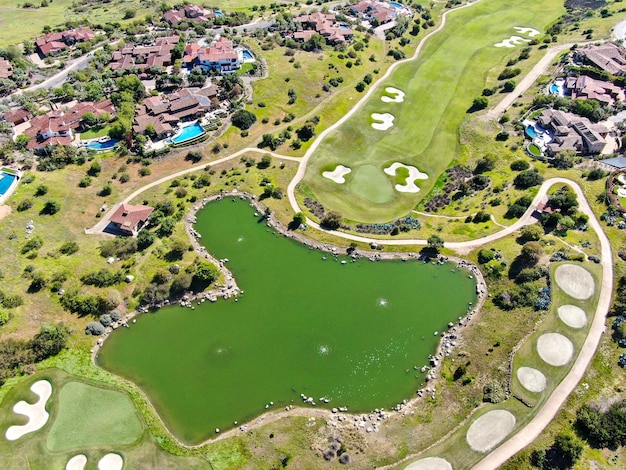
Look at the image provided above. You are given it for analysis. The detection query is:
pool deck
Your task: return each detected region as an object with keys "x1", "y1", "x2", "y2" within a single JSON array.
[{"x1": 0, "y1": 168, "x2": 21, "y2": 205}]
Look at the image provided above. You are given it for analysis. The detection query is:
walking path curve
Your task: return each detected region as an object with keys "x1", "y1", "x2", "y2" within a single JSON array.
[
  {"x1": 473, "y1": 177, "x2": 613, "y2": 468},
  {"x1": 86, "y1": 148, "x2": 300, "y2": 234}
]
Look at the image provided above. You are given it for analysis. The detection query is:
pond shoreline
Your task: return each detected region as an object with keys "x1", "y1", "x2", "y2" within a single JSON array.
[{"x1": 90, "y1": 189, "x2": 488, "y2": 448}]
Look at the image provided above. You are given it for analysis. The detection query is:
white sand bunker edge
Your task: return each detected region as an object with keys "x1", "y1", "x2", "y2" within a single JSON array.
[
  {"x1": 98, "y1": 453, "x2": 124, "y2": 470},
  {"x1": 466, "y1": 410, "x2": 516, "y2": 453},
  {"x1": 5, "y1": 380, "x2": 52, "y2": 441},
  {"x1": 405, "y1": 456, "x2": 453, "y2": 470},
  {"x1": 381, "y1": 87, "x2": 406, "y2": 103},
  {"x1": 66, "y1": 455, "x2": 87, "y2": 470},
  {"x1": 558, "y1": 305, "x2": 587, "y2": 329},
  {"x1": 322, "y1": 165, "x2": 352, "y2": 184},
  {"x1": 514, "y1": 26, "x2": 540, "y2": 37},
  {"x1": 371, "y1": 113, "x2": 394, "y2": 130},
  {"x1": 495, "y1": 36, "x2": 531, "y2": 48},
  {"x1": 384, "y1": 162, "x2": 428, "y2": 193},
  {"x1": 555, "y1": 264, "x2": 595, "y2": 300},
  {"x1": 517, "y1": 367, "x2": 547, "y2": 393},
  {"x1": 537, "y1": 333, "x2": 574, "y2": 366}
]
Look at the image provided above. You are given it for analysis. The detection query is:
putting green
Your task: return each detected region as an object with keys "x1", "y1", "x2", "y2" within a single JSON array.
[
  {"x1": 302, "y1": 0, "x2": 565, "y2": 222},
  {"x1": 46, "y1": 381, "x2": 142, "y2": 452},
  {"x1": 350, "y1": 164, "x2": 395, "y2": 203}
]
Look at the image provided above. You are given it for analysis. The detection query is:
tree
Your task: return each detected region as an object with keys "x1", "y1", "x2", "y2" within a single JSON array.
[
  {"x1": 82, "y1": 112, "x2": 98, "y2": 127},
  {"x1": 29, "y1": 324, "x2": 68, "y2": 361},
  {"x1": 473, "y1": 157, "x2": 495, "y2": 174},
  {"x1": 520, "y1": 224, "x2": 543, "y2": 241},
  {"x1": 194, "y1": 262, "x2": 219, "y2": 285},
  {"x1": 85, "y1": 322, "x2": 105, "y2": 335},
  {"x1": 514, "y1": 169, "x2": 544, "y2": 189},
  {"x1": 302, "y1": 33, "x2": 325, "y2": 52},
  {"x1": 40, "y1": 200, "x2": 60, "y2": 215},
  {"x1": 470, "y1": 96, "x2": 488, "y2": 111},
  {"x1": 15, "y1": 134, "x2": 30, "y2": 149},
  {"x1": 355, "y1": 81, "x2": 366, "y2": 92},
  {"x1": 293, "y1": 212, "x2": 306, "y2": 226},
  {"x1": 321, "y1": 211, "x2": 342, "y2": 230},
  {"x1": 521, "y1": 241, "x2": 543, "y2": 265},
  {"x1": 185, "y1": 151, "x2": 203, "y2": 163},
  {"x1": 510, "y1": 159, "x2": 530, "y2": 171},
  {"x1": 231, "y1": 109, "x2": 257, "y2": 130},
  {"x1": 258, "y1": 154, "x2": 272, "y2": 169},
  {"x1": 427, "y1": 234, "x2": 444, "y2": 251}
]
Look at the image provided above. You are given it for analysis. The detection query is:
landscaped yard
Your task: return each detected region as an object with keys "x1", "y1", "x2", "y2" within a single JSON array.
[{"x1": 302, "y1": 0, "x2": 565, "y2": 223}]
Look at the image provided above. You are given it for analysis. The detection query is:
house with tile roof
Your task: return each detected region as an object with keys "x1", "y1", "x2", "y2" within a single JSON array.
[
  {"x1": 293, "y1": 11, "x2": 353, "y2": 45},
  {"x1": 163, "y1": 4, "x2": 216, "y2": 26},
  {"x1": 35, "y1": 29, "x2": 95, "y2": 57},
  {"x1": 109, "y1": 203, "x2": 154, "y2": 236},
  {"x1": 0, "y1": 57, "x2": 13, "y2": 79},
  {"x1": 537, "y1": 109, "x2": 609, "y2": 155},
  {"x1": 564, "y1": 75, "x2": 625, "y2": 106},
  {"x1": 110, "y1": 36, "x2": 179, "y2": 71},
  {"x1": 574, "y1": 43, "x2": 626, "y2": 76},
  {"x1": 185, "y1": 37, "x2": 243, "y2": 73}
]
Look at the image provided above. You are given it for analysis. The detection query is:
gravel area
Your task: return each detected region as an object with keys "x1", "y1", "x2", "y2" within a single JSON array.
[
  {"x1": 537, "y1": 333, "x2": 574, "y2": 366},
  {"x1": 557, "y1": 305, "x2": 587, "y2": 329},
  {"x1": 466, "y1": 410, "x2": 516, "y2": 453},
  {"x1": 554, "y1": 264, "x2": 595, "y2": 300},
  {"x1": 517, "y1": 367, "x2": 547, "y2": 393}
]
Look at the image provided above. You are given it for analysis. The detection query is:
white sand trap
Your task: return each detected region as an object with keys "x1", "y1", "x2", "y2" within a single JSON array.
[
  {"x1": 537, "y1": 333, "x2": 574, "y2": 366},
  {"x1": 371, "y1": 113, "x2": 394, "y2": 130},
  {"x1": 66, "y1": 455, "x2": 87, "y2": 470},
  {"x1": 517, "y1": 367, "x2": 547, "y2": 393},
  {"x1": 558, "y1": 305, "x2": 587, "y2": 329},
  {"x1": 384, "y1": 162, "x2": 428, "y2": 193},
  {"x1": 618, "y1": 187, "x2": 626, "y2": 198},
  {"x1": 514, "y1": 27, "x2": 541, "y2": 37},
  {"x1": 466, "y1": 410, "x2": 516, "y2": 453},
  {"x1": 405, "y1": 457, "x2": 453, "y2": 470},
  {"x1": 98, "y1": 453, "x2": 123, "y2": 470},
  {"x1": 5, "y1": 380, "x2": 52, "y2": 441},
  {"x1": 381, "y1": 87, "x2": 405, "y2": 103},
  {"x1": 322, "y1": 165, "x2": 352, "y2": 184},
  {"x1": 555, "y1": 264, "x2": 595, "y2": 300},
  {"x1": 495, "y1": 36, "x2": 531, "y2": 48}
]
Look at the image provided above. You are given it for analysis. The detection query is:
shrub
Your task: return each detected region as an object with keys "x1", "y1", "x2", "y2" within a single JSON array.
[
  {"x1": 34, "y1": 185, "x2": 48, "y2": 197},
  {"x1": 98, "y1": 184, "x2": 112, "y2": 197},
  {"x1": 81, "y1": 269, "x2": 123, "y2": 287},
  {"x1": 79, "y1": 176, "x2": 92, "y2": 187},
  {"x1": 110, "y1": 310, "x2": 121, "y2": 322},
  {"x1": 17, "y1": 199, "x2": 34, "y2": 212},
  {"x1": 59, "y1": 241, "x2": 79, "y2": 255},
  {"x1": 587, "y1": 168, "x2": 606, "y2": 180},
  {"x1": 119, "y1": 173, "x2": 130, "y2": 183},
  {"x1": 21, "y1": 236, "x2": 43, "y2": 254},
  {"x1": 321, "y1": 211, "x2": 342, "y2": 230},
  {"x1": 139, "y1": 167, "x2": 151, "y2": 177},
  {"x1": 514, "y1": 169, "x2": 543, "y2": 189},
  {"x1": 510, "y1": 159, "x2": 530, "y2": 171},
  {"x1": 520, "y1": 224, "x2": 543, "y2": 241},
  {"x1": 471, "y1": 96, "x2": 488, "y2": 110},
  {"x1": 0, "y1": 309, "x2": 10, "y2": 326},
  {"x1": 85, "y1": 322, "x2": 105, "y2": 335},
  {"x1": 231, "y1": 109, "x2": 257, "y2": 130},
  {"x1": 478, "y1": 249, "x2": 495, "y2": 264},
  {"x1": 473, "y1": 211, "x2": 491, "y2": 223}
]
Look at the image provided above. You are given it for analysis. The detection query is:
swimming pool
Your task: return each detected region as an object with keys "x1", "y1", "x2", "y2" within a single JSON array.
[
  {"x1": 86, "y1": 139, "x2": 119, "y2": 151},
  {"x1": 389, "y1": 1, "x2": 404, "y2": 8},
  {"x1": 340, "y1": 24, "x2": 350, "y2": 30},
  {"x1": 550, "y1": 84, "x2": 559, "y2": 94},
  {"x1": 0, "y1": 171, "x2": 17, "y2": 197},
  {"x1": 242, "y1": 50, "x2": 253, "y2": 60},
  {"x1": 169, "y1": 122, "x2": 206, "y2": 144},
  {"x1": 215, "y1": 10, "x2": 223, "y2": 16},
  {"x1": 525, "y1": 126, "x2": 538, "y2": 139}
]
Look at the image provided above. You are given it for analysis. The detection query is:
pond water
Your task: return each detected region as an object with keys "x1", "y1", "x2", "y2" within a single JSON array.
[{"x1": 97, "y1": 199, "x2": 476, "y2": 445}]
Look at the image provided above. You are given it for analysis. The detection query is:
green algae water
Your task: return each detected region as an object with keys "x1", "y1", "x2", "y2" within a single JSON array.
[{"x1": 97, "y1": 198, "x2": 476, "y2": 445}]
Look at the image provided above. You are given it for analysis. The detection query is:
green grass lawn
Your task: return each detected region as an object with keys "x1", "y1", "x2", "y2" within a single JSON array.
[
  {"x1": 302, "y1": 0, "x2": 565, "y2": 223},
  {"x1": 79, "y1": 125, "x2": 112, "y2": 140},
  {"x1": 46, "y1": 380, "x2": 143, "y2": 451}
]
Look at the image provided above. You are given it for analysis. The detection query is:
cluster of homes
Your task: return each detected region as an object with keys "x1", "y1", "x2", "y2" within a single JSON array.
[
  {"x1": 292, "y1": 12, "x2": 353, "y2": 44},
  {"x1": 574, "y1": 43, "x2": 626, "y2": 76},
  {"x1": 163, "y1": 4, "x2": 218, "y2": 26},
  {"x1": 3, "y1": 100, "x2": 115, "y2": 153},
  {"x1": 35, "y1": 28, "x2": 95, "y2": 57},
  {"x1": 109, "y1": 36, "x2": 179, "y2": 72},
  {"x1": 133, "y1": 86, "x2": 217, "y2": 138},
  {"x1": 349, "y1": 0, "x2": 403, "y2": 25}
]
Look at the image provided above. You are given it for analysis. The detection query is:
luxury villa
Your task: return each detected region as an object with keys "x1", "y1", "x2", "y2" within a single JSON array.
[
  {"x1": 109, "y1": 36, "x2": 180, "y2": 72},
  {"x1": 35, "y1": 29, "x2": 95, "y2": 57},
  {"x1": 163, "y1": 4, "x2": 216, "y2": 26},
  {"x1": 537, "y1": 109, "x2": 609, "y2": 155},
  {"x1": 183, "y1": 37, "x2": 242, "y2": 73},
  {"x1": 292, "y1": 12, "x2": 353, "y2": 44},
  {"x1": 574, "y1": 43, "x2": 626, "y2": 76}
]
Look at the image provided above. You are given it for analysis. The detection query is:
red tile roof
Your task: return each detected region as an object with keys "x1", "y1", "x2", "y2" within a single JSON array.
[{"x1": 109, "y1": 203, "x2": 154, "y2": 234}]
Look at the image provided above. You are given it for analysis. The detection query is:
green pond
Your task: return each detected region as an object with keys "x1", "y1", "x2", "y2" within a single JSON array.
[{"x1": 97, "y1": 198, "x2": 476, "y2": 445}]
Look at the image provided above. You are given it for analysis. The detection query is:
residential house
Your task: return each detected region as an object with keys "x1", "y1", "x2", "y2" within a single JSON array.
[
  {"x1": 18, "y1": 99, "x2": 115, "y2": 153},
  {"x1": 350, "y1": 0, "x2": 397, "y2": 24},
  {"x1": 564, "y1": 75, "x2": 625, "y2": 106},
  {"x1": 537, "y1": 109, "x2": 609, "y2": 155},
  {"x1": 133, "y1": 86, "x2": 217, "y2": 137},
  {"x1": 293, "y1": 12, "x2": 353, "y2": 45},
  {"x1": 0, "y1": 57, "x2": 13, "y2": 79},
  {"x1": 163, "y1": 4, "x2": 216, "y2": 26},
  {"x1": 110, "y1": 36, "x2": 179, "y2": 72},
  {"x1": 35, "y1": 29, "x2": 95, "y2": 57},
  {"x1": 2, "y1": 108, "x2": 32, "y2": 125},
  {"x1": 184, "y1": 37, "x2": 242, "y2": 73},
  {"x1": 109, "y1": 203, "x2": 154, "y2": 236},
  {"x1": 574, "y1": 43, "x2": 626, "y2": 76}
]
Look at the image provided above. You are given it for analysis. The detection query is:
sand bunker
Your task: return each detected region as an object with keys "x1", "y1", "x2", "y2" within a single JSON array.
[
  {"x1": 514, "y1": 27, "x2": 540, "y2": 37},
  {"x1": 517, "y1": 367, "x2": 547, "y2": 393},
  {"x1": 66, "y1": 455, "x2": 87, "y2": 470},
  {"x1": 537, "y1": 333, "x2": 574, "y2": 366},
  {"x1": 322, "y1": 165, "x2": 352, "y2": 184},
  {"x1": 405, "y1": 457, "x2": 453, "y2": 470},
  {"x1": 384, "y1": 162, "x2": 428, "y2": 193},
  {"x1": 495, "y1": 36, "x2": 531, "y2": 48},
  {"x1": 5, "y1": 380, "x2": 52, "y2": 441},
  {"x1": 555, "y1": 264, "x2": 595, "y2": 300},
  {"x1": 466, "y1": 410, "x2": 516, "y2": 453},
  {"x1": 98, "y1": 453, "x2": 123, "y2": 470},
  {"x1": 381, "y1": 87, "x2": 405, "y2": 103},
  {"x1": 558, "y1": 305, "x2": 587, "y2": 329},
  {"x1": 371, "y1": 113, "x2": 394, "y2": 130}
]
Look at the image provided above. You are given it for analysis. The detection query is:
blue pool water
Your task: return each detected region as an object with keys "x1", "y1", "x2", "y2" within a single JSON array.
[
  {"x1": 525, "y1": 126, "x2": 538, "y2": 139},
  {"x1": 550, "y1": 84, "x2": 560, "y2": 94},
  {"x1": 389, "y1": 1, "x2": 404, "y2": 8},
  {"x1": 242, "y1": 50, "x2": 253, "y2": 60},
  {"x1": 86, "y1": 139, "x2": 119, "y2": 150},
  {"x1": 0, "y1": 172, "x2": 17, "y2": 196},
  {"x1": 215, "y1": 11, "x2": 223, "y2": 16},
  {"x1": 171, "y1": 122, "x2": 205, "y2": 144},
  {"x1": 340, "y1": 24, "x2": 350, "y2": 30}
]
